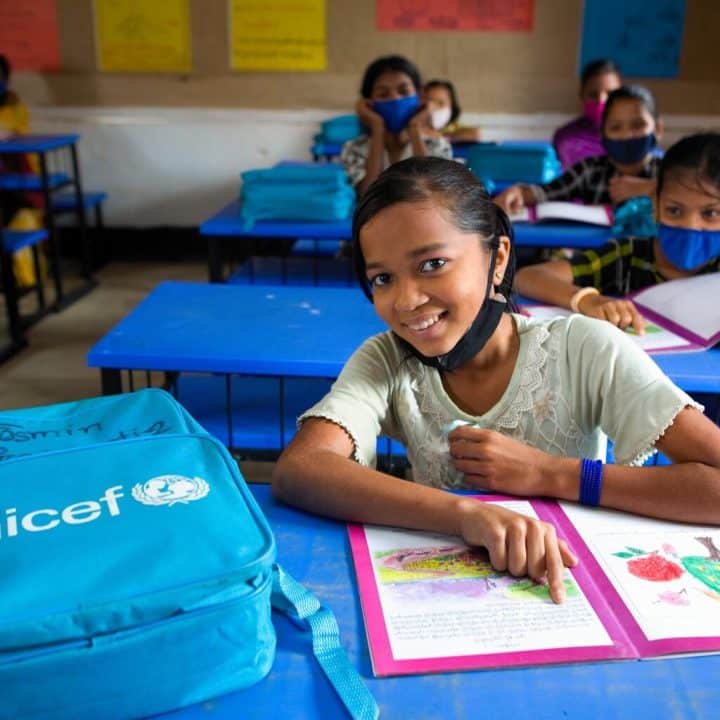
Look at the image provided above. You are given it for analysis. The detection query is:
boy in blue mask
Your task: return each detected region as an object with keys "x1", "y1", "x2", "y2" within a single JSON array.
[
  {"x1": 514, "y1": 133, "x2": 720, "y2": 334},
  {"x1": 341, "y1": 55, "x2": 452, "y2": 196},
  {"x1": 496, "y1": 85, "x2": 662, "y2": 215}
]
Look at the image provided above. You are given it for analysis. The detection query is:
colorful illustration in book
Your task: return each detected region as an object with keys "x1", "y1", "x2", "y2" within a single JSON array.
[
  {"x1": 373, "y1": 544, "x2": 578, "y2": 601},
  {"x1": 613, "y1": 536, "x2": 720, "y2": 605}
]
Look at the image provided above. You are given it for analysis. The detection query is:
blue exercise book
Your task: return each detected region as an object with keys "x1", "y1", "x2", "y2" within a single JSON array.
[{"x1": 317, "y1": 114, "x2": 362, "y2": 144}]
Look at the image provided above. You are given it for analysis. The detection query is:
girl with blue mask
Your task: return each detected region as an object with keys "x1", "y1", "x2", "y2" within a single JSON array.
[
  {"x1": 515, "y1": 132, "x2": 720, "y2": 335},
  {"x1": 496, "y1": 85, "x2": 662, "y2": 216},
  {"x1": 341, "y1": 55, "x2": 452, "y2": 197},
  {"x1": 273, "y1": 158, "x2": 720, "y2": 609}
]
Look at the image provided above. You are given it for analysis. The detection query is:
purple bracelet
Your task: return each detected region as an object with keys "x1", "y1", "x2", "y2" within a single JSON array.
[{"x1": 579, "y1": 458, "x2": 603, "y2": 506}]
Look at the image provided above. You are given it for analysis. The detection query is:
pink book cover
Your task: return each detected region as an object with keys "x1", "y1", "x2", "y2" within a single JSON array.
[
  {"x1": 348, "y1": 496, "x2": 720, "y2": 677},
  {"x1": 348, "y1": 495, "x2": 632, "y2": 677},
  {"x1": 517, "y1": 302, "x2": 700, "y2": 355}
]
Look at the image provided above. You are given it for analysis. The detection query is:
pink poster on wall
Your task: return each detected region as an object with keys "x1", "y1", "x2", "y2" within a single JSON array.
[
  {"x1": 0, "y1": 0, "x2": 61, "y2": 71},
  {"x1": 376, "y1": 0, "x2": 533, "y2": 32}
]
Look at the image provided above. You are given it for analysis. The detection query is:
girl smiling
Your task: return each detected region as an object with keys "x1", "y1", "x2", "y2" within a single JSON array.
[{"x1": 272, "y1": 157, "x2": 720, "y2": 605}]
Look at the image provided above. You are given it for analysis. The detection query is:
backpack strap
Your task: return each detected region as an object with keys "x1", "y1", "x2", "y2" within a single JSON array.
[{"x1": 271, "y1": 564, "x2": 379, "y2": 720}]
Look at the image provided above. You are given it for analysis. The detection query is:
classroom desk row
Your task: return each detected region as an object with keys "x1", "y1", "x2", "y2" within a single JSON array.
[
  {"x1": 87, "y1": 282, "x2": 720, "y2": 460},
  {"x1": 155, "y1": 482, "x2": 720, "y2": 720},
  {"x1": 199, "y1": 200, "x2": 612, "y2": 283},
  {"x1": 0, "y1": 134, "x2": 96, "y2": 311}
]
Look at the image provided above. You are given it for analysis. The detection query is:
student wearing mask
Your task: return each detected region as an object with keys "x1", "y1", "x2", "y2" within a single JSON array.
[
  {"x1": 496, "y1": 85, "x2": 662, "y2": 215},
  {"x1": 342, "y1": 55, "x2": 452, "y2": 196},
  {"x1": 515, "y1": 132, "x2": 720, "y2": 334},
  {"x1": 553, "y1": 59, "x2": 623, "y2": 169},
  {"x1": 423, "y1": 79, "x2": 482, "y2": 144}
]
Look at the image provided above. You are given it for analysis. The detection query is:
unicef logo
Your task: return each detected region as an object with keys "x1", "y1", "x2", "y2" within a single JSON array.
[{"x1": 131, "y1": 475, "x2": 210, "y2": 507}]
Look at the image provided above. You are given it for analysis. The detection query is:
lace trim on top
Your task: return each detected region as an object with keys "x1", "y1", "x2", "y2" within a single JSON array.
[{"x1": 297, "y1": 412, "x2": 367, "y2": 465}]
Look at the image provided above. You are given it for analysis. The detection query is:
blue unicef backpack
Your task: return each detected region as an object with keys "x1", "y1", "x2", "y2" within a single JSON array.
[{"x1": 0, "y1": 390, "x2": 377, "y2": 720}]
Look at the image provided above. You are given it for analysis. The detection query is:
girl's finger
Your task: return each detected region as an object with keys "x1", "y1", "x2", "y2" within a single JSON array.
[
  {"x1": 544, "y1": 531, "x2": 567, "y2": 604},
  {"x1": 525, "y1": 522, "x2": 546, "y2": 581},
  {"x1": 506, "y1": 522, "x2": 528, "y2": 577}
]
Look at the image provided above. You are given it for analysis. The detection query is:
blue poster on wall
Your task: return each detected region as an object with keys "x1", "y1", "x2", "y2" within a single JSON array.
[{"x1": 579, "y1": 0, "x2": 685, "y2": 78}]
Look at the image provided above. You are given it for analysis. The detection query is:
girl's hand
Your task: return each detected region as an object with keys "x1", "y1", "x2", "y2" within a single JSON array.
[
  {"x1": 494, "y1": 185, "x2": 526, "y2": 215},
  {"x1": 448, "y1": 426, "x2": 555, "y2": 496},
  {"x1": 407, "y1": 103, "x2": 432, "y2": 133},
  {"x1": 355, "y1": 98, "x2": 385, "y2": 135},
  {"x1": 609, "y1": 175, "x2": 656, "y2": 204},
  {"x1": 577, "y1": 292, "x2": 646, "y2": 334},
  {"x1": 456, "y1": 498, "x2": 578, "y2": 604}
]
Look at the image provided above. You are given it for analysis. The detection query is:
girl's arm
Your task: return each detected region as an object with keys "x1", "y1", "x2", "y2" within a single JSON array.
[
  {"x1": 354, "y1": 98, "x2": 387, "y2": 197},
  {"x1": 515, "y1": 259, "x2": 646, "y2": 333},
  {"x1": 273, "y1": 418, "x2": 577, "y2": 603},
  {"x1": 449, "y1": 407, "x2": 720, "y2": 525},
  {"x1": 493, "y1": 184, "x2": 539, "y2": 214},
  {"x1": 407, "y1": 107, "x2": 432, "y2": 157}
]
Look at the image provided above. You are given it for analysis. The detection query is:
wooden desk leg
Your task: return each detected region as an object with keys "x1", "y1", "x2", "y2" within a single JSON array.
[
  {"x1": 207, "y1": 236, "x2": 223, "y2": 283},
  {"x1": 100, "y1": 368, "x2": 123, "y2": 395}
]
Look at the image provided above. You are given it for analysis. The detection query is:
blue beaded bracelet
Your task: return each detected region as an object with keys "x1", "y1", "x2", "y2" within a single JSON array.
[{"x1": 579, "y1": 458, "x2": 603, "y2": 506}]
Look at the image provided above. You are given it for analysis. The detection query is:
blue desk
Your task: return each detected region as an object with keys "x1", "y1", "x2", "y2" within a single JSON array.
[
  {"x1": 0, "y1": 133, "x2": 95, "y2": 310},
  {"x1": 512, "y1": 221, "x2": 612, "y2": 249},
  {"x1": 199, "y1": 199, "x2": 353, "y2": 282},
  {"x1": 88, "y1": 282, "x2": 720, "y2": 456},
  {"x1": 200, "y1": 200, "x2": 612, "y2": 282},
  {"x1": 156, "y1": 483, "x2": 720, "y2": 720}
]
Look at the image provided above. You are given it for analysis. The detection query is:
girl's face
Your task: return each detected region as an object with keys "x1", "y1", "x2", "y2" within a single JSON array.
[
  {"x1": 371, "y1": 71, "x2": 417, "y2": 101},
  {"x1": 580, "y1": 71, "x2": 621, "y2": 104},
  {"x1": 359, "y1": 200, "x2": 508, "y2": 358},
  {"x1": 424, "y1": 85, "x2": 452, "y2": 112},
  {"x1": 658, "y1": 173, "x2": 720, "y2": 231},
  {"x1": 603, "y1": 98, "x2": 656, "y2": 140}
]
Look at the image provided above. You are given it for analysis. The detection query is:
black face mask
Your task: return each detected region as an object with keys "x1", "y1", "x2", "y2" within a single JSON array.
[{"x1": 395, "y1": 246, "x2": 506, "y2": 372}]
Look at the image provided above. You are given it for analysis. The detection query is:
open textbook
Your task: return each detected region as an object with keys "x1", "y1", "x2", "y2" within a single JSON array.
[
  {"x1": 509, "y1": 201, "x2": 613, "y2": 226},
  {"x1": 519, "y1": 273, "x2": 720, "y2": 354},
  {"x1": 348, "y1": 496, "x2": 720, "y2": 676}
]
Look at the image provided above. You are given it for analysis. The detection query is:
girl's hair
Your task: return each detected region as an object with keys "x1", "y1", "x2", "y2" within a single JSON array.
[
  {"x1": 424, "y1": 79, "x2": 461, "y2": 124},
  {"x1": 602, "y1": 84, "x2": 658, "y2": 127},
  {"x1": 580, "y1": 58, "x2": 621, "y2": 90},
  {"x1": 352, "y1": 156, "x2": 516, "y2": 304},
  {"x1": 657, "y1": 132, "x2": 720, "y2": 198},
  {"x1": 360, "y1": 55, "x2": 422, "y2": 99},
  {"x1": 0, "y1": 54, "x2": 10, "y2": 81}
]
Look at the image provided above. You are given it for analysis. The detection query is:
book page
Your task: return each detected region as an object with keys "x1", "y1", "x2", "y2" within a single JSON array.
[
  {"x1": 559, "y1": 503, "x2": 720, "y2": 647},
  {"x1": 632, "y1": 273, "x2": 720, "y2": 344},
  {"x1": 520, "y1": 304, "x2": 695, "y2": 353},
  {"x1": 536, "y1": 202, "x2": 611, "y2": 226},
  {"x1": 349, "y1": 500, "x2": 621, "y2": 675}
]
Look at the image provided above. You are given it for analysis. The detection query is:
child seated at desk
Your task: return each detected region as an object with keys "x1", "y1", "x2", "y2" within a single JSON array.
[
  {"x1": 423, "y1": 79, "x2": 482, "y2": 144},
  {"x1": 272, "y1": 157, "x2": 720, "y2": 605},
  {"x1": 515, "y1": 132, "x2": 720, "y2": 334},
  {"x1": 553, "y1": 59, "x2": 622, "y2": 169},
  {"x1": 342, "y1": 55, "x2": 452, "y2": 196},
  {"x1": 495, "y1": 85, "x2": 661, "y2": 215}
]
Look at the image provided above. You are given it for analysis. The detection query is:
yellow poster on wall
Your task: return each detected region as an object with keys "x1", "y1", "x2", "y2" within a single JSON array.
[
  {"x1": 94, "y1": 0, "x2": 192, "y2": 72},
  {"x1": 229, "y1": 0, "x2": 326, "y2": 72}
]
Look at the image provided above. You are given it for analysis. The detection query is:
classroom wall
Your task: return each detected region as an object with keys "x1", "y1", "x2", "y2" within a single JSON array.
[{"x1": 10, "y1": 0, "x2": 720, "y2": 226}]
